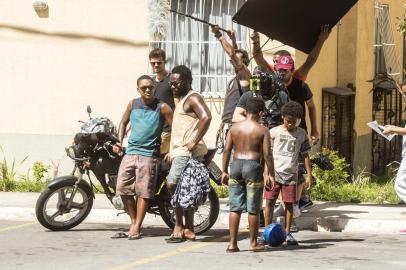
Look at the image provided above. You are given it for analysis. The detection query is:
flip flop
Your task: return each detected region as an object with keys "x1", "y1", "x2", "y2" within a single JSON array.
[
  {"x1": 111, "y1": 232, "x2": 128, "y2": 239},
  {"x1": 183, "y1": 229, "x2": 196, "y2": 241},
  {"x1": 128, "y1": 234, "x2": 142, "y2": 240},
  {"x1": 249, "y1": 246, "x2": 268, "y2": 252},
  {"x1": 226, "y1": 247, "x2": 240, "y2": 253},
  {"x1": 183, "y1": 234, "x2": 196, "y2": 241},
  {"x1": 165, "y1": 236, "x2": 186, "y2": 243}
]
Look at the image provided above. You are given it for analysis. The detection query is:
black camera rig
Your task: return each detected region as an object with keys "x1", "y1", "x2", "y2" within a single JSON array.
[{"x1": 249, "y1": 72, "x2": 290, "y2": 129}]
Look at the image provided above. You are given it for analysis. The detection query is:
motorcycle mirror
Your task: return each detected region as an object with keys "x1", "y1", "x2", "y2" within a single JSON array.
[{"x1": 86, "y1": 105, "x2": 92, "y2": 119}]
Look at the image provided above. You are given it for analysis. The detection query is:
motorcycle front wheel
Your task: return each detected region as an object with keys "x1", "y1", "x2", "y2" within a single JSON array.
[
  {"x1": 158, "y1": 187, "x2": 220, "y2": 235},
  {"x1": 35, "y1": 182, "x2": 93, "y2": 231}
]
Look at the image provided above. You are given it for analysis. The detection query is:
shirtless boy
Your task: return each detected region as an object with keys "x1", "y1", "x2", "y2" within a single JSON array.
[{"x1": 222, "y1": 97, "x2": 274, "y2": 252}]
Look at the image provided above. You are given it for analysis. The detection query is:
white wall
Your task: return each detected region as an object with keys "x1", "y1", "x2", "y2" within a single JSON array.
[{"x1": 0, "y1": 0, "x2": 226, "y2": 174}]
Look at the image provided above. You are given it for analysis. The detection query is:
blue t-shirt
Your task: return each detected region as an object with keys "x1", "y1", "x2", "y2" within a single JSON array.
[{"x1": 126, "y1": 98, "x2": 163, "y2": 157}]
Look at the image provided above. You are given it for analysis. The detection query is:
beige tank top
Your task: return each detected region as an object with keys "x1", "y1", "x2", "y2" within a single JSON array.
[{"x1": 170, "y1": 90, "x2": 208, "y2": 157}]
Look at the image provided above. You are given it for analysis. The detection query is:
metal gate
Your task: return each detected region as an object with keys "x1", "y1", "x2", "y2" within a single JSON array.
[
  {"x1": 371, "y1": 76, "x2": 403, "y2": 175},
  {"x1": 372, "y1": 2, "x2": 403, "y2": 175}
]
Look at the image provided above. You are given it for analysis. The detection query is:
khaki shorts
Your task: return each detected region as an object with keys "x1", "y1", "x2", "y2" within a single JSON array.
[
  {"x1": 160, "y1": 132, "x2": 171, "y2": 155},
  {"x1": 116, "y1": 154, "x2": 159, "y2": 199}
]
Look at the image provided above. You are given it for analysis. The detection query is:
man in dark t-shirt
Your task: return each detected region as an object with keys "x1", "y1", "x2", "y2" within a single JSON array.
[
  {"x1": 234, "y1": 84, "x2": 290, "y2": 128},
  {"x1": 275, "y1": 55, "x2": 318, "y2": 141},
  {"x1": 149, "y1": 48, "x2": 174, "y2": 155},
  {"x1": 286, "y1": 76, "x2": 313, "y2": 132},
  {"x1": 222, "y1": 78, "x2": 248, "y2": 123}
]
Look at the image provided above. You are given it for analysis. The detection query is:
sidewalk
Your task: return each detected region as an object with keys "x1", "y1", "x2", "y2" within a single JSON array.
[{"x1": 1, "y1": 192, "x2": 405, "y2": 234}]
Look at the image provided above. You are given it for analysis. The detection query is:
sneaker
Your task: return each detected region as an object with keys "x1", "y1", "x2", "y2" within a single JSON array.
[
  {"x1": 299, "y1": 199, "x2": 314, "y2": 211},
  {"x1": 293, "y1": 205, "x2": 301, "y2": 218},
  {"x1": 274, "y1": 204, "x2": 285, "y2": 217},
  {"x1": 286, "y1": 233, "x2": 299, "y2": 246},
  {"x1": 257, "y1": 233, "x2": 266, "y2": 245},
  {"x1": 400, "y1": 229, "x2": 406, "y2": 235},
  {"x1": 290, "y1": 221, "x2": 299, "y2": 233}
]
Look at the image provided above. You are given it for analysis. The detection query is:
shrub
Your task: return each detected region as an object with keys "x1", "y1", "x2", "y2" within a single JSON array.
[
  {"x1": 396, "y1": 17, "x2": 406, "y2": 34},
  {"x1": 32, "y1": 161, "x2": 50, "y2": 182},
  {"x1": 211, "y1": 180, "x2": 228, "y2": 198},
  {"x1": 310, "y1": 148, "x2": 401, "y2": 204},
  {"x1": 311, "y1": 148, "x2": 350, "y2": 186},
  {"x1": 0, "y1": 145, "x2": 28, "y2": 191}
]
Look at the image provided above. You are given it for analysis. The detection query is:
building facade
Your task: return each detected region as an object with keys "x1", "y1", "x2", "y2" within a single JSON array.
[{"x1": 0, "y1": 0, "x2": 405, "y2": 175}]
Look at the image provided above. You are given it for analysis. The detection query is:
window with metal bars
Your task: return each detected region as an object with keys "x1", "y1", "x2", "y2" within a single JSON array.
[
  {"x1": 149, "y1": 0, "x2": 248, "y2": 97},
  {"x1": 321, "y1": 88, "x2": 355, "y2": 165},
  {"x1": 375, "y1": 3, "x2": 401, "y2": 79},
  {"x1": 372, "y1": 2, "x2": 403, "y2": 175}
]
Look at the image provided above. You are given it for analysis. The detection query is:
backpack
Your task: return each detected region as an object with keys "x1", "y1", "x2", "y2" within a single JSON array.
[{"x1": 171, "y1": 158, "x2": 211, "y2": 210}]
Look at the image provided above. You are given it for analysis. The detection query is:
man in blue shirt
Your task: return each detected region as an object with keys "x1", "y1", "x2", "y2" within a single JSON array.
[{"x1": 114, "y1": 75, "x2": 173, "y2": 239}]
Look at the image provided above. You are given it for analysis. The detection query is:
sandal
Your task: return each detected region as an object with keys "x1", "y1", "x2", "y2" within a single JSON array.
[
  {"x1": 111, "y1": 232, "x2": 128, "y2": 239},
  {"x1": 128, "y1": 234, "x2": 142, "y2": 240},
  {"x1": 249, "y1": 245, "x2": 268, "y2": 252},
  {"x1": 165, "y1": 233, "x2": 186, "y2": 243},
  {"x1": 226, "y1": 247, "x2": 240, "y2": 253}
]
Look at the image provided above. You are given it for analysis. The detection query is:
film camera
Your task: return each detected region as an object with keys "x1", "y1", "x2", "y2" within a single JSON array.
[
  {"x1": 250, "y1": 72, "x2": 273, "y2": 95},
  {"x1": 249, "y1": 72, "x2": 289, "y2": 128}
]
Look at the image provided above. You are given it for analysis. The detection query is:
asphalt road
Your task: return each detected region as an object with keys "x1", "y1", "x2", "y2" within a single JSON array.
[{"x1": 1, "y1": 220, "x2": 406, "y2": 270}]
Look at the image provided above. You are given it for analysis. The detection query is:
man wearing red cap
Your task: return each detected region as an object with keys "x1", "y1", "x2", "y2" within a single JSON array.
[{"x1": 250, "y1": 25, "x2": 330, "y2": 82}]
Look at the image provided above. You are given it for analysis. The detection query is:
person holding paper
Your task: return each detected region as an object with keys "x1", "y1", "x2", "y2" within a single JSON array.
[{"x1": 383, "y1": 82, "x2": 406, "y2": 235}]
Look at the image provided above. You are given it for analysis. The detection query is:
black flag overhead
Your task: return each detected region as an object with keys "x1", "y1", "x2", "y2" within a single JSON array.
[{"x1": 232, "y1": 0, "x2": 358, "y2": 54}]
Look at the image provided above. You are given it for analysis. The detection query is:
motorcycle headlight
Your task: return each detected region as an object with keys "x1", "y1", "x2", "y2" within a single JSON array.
[{"x1": 66, "y1": 145, "x2": 80, "y2": 159}]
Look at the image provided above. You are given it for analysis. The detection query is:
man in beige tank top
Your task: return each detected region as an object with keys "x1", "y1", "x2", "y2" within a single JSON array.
[{"x1": 165, "y1": 65, "x2": 212, "y2": 242}]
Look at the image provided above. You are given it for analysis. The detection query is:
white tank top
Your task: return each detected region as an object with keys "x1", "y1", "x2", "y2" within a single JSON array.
[{"x1": 169, "y1": 90, "x2": 208, "y2": 157}]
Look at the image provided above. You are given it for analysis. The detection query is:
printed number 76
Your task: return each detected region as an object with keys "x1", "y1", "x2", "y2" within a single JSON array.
[{"x1": 279, "y1": 139, "x2": 296, "y2": 152}]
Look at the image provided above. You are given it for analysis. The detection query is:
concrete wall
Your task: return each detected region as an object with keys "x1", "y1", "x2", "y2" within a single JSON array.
[
  {"x1": 0, "y1": 0, "x2": 227, "y2": 174},
  {"x1": 0, "y1": 0, "x2": 153, "y2": 174}
]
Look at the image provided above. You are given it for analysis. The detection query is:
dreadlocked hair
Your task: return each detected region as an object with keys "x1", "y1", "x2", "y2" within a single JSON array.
[{"x1": 172, "y1": 65, "x2": 193, "y2": 85}]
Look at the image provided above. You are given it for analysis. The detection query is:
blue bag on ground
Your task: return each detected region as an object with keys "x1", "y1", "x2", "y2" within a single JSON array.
[{"x1": 263, "y1": 223, "x2": 287, "y2": 247}]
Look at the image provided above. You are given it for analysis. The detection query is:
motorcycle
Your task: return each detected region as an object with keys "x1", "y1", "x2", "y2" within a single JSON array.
[{"x1": 35, "y1": 106, "x2": 222, "y2": 234}]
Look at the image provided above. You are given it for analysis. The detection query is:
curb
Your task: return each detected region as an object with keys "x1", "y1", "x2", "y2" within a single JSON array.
[
  {"x1": 2, "y1": 206, "x2": 406, "y2": 234},
  {"x1": 1, "y1": 192, "x2": 405, "y2": 234}
]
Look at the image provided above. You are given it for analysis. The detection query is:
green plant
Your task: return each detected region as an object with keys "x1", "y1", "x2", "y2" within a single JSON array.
[
  {"x1": 351, "y1": 167, "x2": 373, "y2": 186},
  {"x1": 310, "y1": 181, "x2": 401, "y2": 204},
  {"x1": 211, "y1": 180, "x2": 228, "y2": 198},
  {"x1": 0, "y1": 145, "x2": 28, "y2": 191},
  {"x1": 310, "y1": 149, "x2": 401, "y2": 203},
  {"x1": 13, "y1": 178, "x2": 48, "y2": 192},
  {"x1": 396, "y1": 17, "x2": 406, "y2": 34},
  {"x1": 32, "y1": 161, "x2": 50, "y2": 182},
  {"x1": 311, "y1": 148, "x2": 350, "y2": 185}
]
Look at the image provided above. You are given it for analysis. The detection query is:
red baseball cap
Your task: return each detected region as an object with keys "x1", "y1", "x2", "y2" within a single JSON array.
[{"x1": 275, "y1": 55, "x2": 294, "y2": 70}]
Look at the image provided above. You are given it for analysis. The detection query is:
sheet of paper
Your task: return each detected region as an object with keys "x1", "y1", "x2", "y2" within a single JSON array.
[{"x1": 367, "y1": 121, "x2": 396, "y2": 141}]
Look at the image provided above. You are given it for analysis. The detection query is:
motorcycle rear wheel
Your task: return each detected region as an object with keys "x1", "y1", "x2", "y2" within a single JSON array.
[
  {"x1": 35, "y1": 183, "x2": 93, "y2": 231},
  {"x1": 158, "y1": 187, "x2": 219, "y2": 235}
]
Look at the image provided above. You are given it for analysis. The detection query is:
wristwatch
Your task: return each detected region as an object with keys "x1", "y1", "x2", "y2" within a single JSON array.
[{"x1": 214, "y1": 31, "x2": 222, "y2": 39}]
